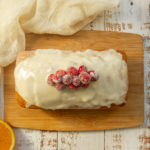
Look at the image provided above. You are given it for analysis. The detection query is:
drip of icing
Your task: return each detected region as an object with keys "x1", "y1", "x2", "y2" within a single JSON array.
[
  {"x1": 14, "y1": 49, "x2": 128, "y2": 110},
  {"x1": 25, "y1": 102, "x2": 32, "y2": 108}
]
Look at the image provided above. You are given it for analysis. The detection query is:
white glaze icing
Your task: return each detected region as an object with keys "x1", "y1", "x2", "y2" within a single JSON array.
[{"x1": 14, "y1": 49, "x2": 128, "y2": 109}]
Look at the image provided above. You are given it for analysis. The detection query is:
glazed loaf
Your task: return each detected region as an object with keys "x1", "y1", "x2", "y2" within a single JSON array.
[{"x1": 14, "y1": 49, "x2": 128, "y2": 109}]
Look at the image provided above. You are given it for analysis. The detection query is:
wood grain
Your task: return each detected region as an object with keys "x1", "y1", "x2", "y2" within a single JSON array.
[
  {"x1": 4, "y1": 30, "x2": 144, "y2": 131},
  {"x1": 0, "y1": 67, "x2": 4, "y2": 120}
]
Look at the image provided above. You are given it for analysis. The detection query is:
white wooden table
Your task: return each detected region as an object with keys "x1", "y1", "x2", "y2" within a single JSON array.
[{"x1": 1, "y1": 0, "x2": 150, "y2": 149}]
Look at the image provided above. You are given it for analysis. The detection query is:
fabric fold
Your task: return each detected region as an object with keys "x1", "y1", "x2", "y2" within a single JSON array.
[{"x1": 0, "y1": 0, "x2": 119, "y2": 67}]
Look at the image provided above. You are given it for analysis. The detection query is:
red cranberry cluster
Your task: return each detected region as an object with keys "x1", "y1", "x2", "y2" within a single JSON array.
[{"x1": 47, "y1": 65, "x2": 99, "y2": 90}]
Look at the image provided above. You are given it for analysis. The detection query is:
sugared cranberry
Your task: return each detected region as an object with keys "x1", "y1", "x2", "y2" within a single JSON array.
[
  {"x1": 68, "y1": 83, "x2": 78, "y2": 90},
  {"x1": 56, "y1": 83, "x2": 65, "y2": 90},
  {"x1": 53, "y1": 75, "x2": 62, "y2": 83},
  {"x1": 56, "y1": 70, "x2": 66, "y2": 77},
  {"x1": 47, "y1": 74, "x2": 55, "y2": 85},
  {"x1": 82, "y1": 84, "x2": 89, "y2": 88},
  {"x1": 67, "y1": 67, "x2": 78, "y2": 76},
  {"x1": 48, "y1": 65, "x2": 98, "y2": 90},
  {"x1": 78, "y1": 65, "x2": 87, "y2": 73},
  {"x1": 62, "y1": 74, "x2": 72, "y2": 85},
  {"x1": 79, "y1": 72, "x2": 91, "y2": 84},
  {"x1": 72, "y1": 76, "x2": 80, "y2": 87},
  {"x1": 88, "y1": 71, "x2": 99, "y2": 81}
]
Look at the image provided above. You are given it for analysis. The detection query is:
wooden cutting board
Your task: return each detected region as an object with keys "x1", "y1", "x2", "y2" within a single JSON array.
[{"x1": 4, "y1": 30, "x2": 144, "y2": 131}]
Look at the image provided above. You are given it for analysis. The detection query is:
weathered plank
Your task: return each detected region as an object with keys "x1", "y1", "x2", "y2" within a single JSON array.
[
  {"x1": 104, "y1": 0, "x2": 150, "y2": 150},
  {"x1": 14, "y1": 129, "x2": 57, "y2": 150},
  {"x1": 58, "y1": 131, "x2": 104, "y2": 150}
]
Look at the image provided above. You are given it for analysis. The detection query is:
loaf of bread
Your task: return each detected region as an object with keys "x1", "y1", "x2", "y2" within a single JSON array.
[{"x1": 14, "y1": 49, "x2": 128, "y2": 109}]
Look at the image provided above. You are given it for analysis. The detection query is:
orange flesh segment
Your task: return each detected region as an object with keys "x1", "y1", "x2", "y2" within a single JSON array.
[{"x1": 0, "y1": 120, "x2": 15, "y2": 150}]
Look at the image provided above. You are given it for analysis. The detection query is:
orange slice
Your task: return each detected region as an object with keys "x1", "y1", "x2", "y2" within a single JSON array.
[{"x1": 0, "y1": 120, "x2": 15, "y2": 150}]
